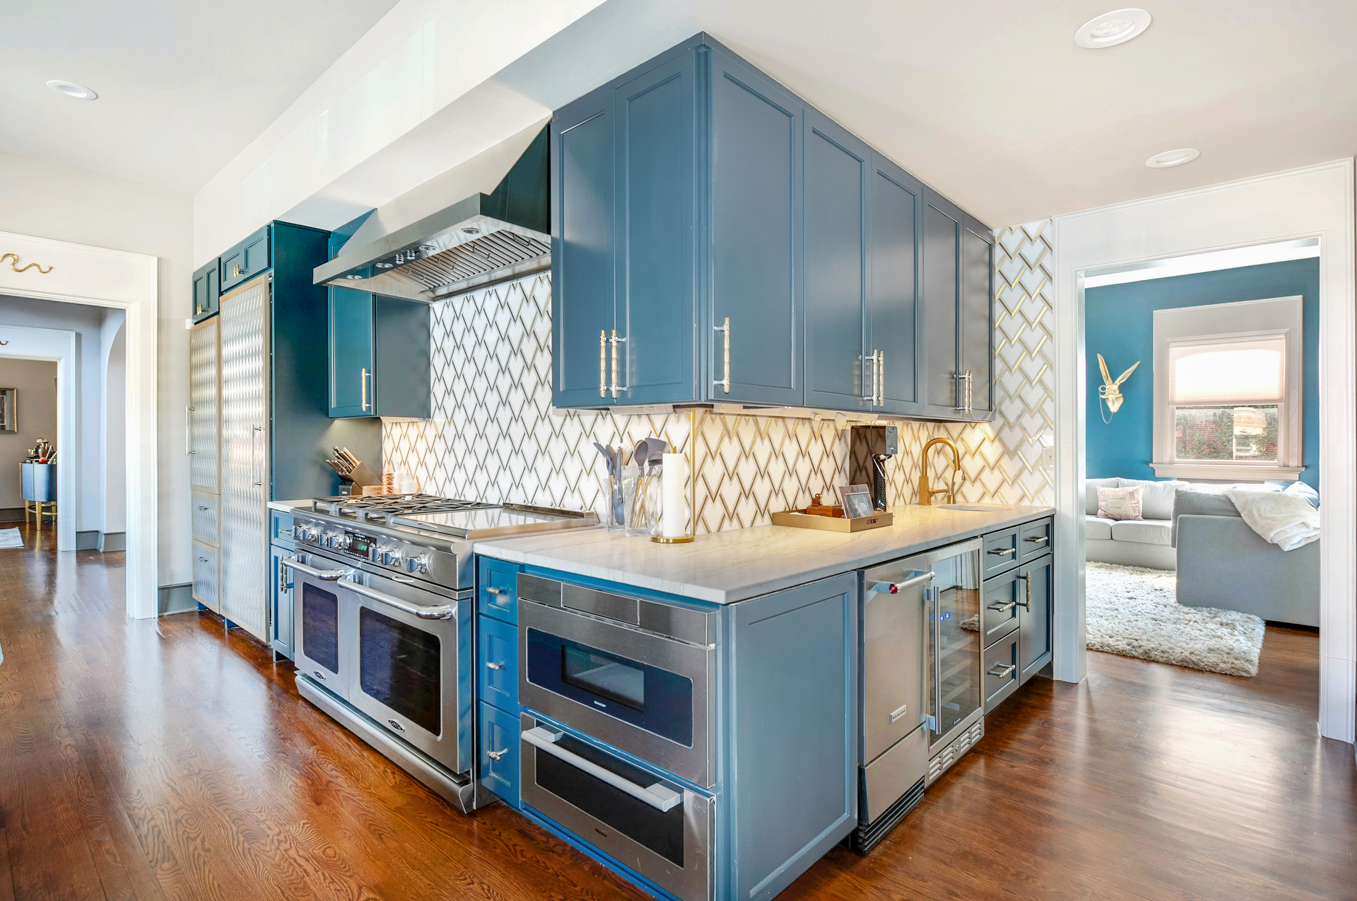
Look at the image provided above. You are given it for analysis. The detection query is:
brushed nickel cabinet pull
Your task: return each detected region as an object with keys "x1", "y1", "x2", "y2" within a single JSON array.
[
  {"x1": 487, "y1": 748, "x2": 508, "y2": 761},
  {"x1": 877, "y1": 350, "x2": 885, "y2": 405},
  {"x1": 862, "y1": 352, "x2": 876, "y2": 402},
  {"x1": 609, "y1": 330, "x2": 627, "y2": 400},
  {"x1": 715, "y1": 317, "x2": 731, "y2": 394},
  {"x1": 361, "y1": 368, "x2": 370, "y2": 412},
  {"x1": 1015, "y1": 573, "x2": 1032, "y2": 611},
  {"x1": 988, "y1": 547, "x2": 1016, "y2": 557},
  {"x1": 599, "y1": 329, "x2": 607, "y2": 398},
  {"x1": 185, "y1": 405, "x2": 193, "y2": 456},
  {"x1": 988, "y1": 663, "x2": 1016, "y2": 680},
  {"x1": 486, "y1": 661, "x2": 505, "y2": 671}
]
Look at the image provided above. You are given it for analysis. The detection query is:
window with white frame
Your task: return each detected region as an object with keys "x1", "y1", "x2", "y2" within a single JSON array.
[{"x1": 1151, "y1": 296, "x2": 1304, "y2": 481}]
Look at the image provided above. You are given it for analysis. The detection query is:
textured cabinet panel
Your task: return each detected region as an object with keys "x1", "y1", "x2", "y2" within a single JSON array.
[
  {"x1": 191, "y1": 492, "x2": 219, "y2": 548},
  {"x1": 189, "y1": 318, "x2": 220, "y2": 492},
  {"x1": 552, "y1": 90, "x2": 618, "y2": 407},
  {"x1": 803, "y1": 110, "x2": 869, "y2": 412},
  {"x1": 869, "y1": 155, "x2": 922, "y2": 414},
  {"x1": 219, "y1": 278, "x2": 270, "y2": 640},
  {"x1": 192, "y1": 540, "x2": 219, "y2": 612},
  {"x1": 616, "y1": 52, "x2": 697, "y2": 405},
  {"x1": 709, "y1": 49, "x2": 802, "y2": 406}
]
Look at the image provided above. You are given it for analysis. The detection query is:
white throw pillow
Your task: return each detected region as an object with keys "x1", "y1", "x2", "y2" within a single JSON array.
[{"x1": 1098, "y1": 486, "x2": 1143, "y2": 521}]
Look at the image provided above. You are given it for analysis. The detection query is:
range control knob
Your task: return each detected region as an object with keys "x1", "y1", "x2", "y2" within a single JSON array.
[
  {"x1": 407, "y1": 553, "x2": 430, "y2": 574},
  {"x1": 382, "y1": 548, "x2": 404, "y2": 567},
  {"x1": 301, "y1": 524, "x2": 319, "y2": 542}
]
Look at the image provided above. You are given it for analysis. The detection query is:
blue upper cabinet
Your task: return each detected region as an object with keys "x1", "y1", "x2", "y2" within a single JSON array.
[
  {"x1": 192, "y1": 259, "x2": 220, "y2": 322},
  {"x1": 868, "y1": 155, "x2": 923, "y2": 416},
  {"x1": 550, "y1": 34, "x2": 993, "y2": 417},
  {"x1": 328, "y1": 289, "x2": 430, "y2": 419},
  {"x1": 708, "y1": 49, "x2": 803, "y2": 407},
  {"x1": 803, "y1": 110, "x2": 870, "y2": 412},
  {"x1": 220, "y1": 225, "x2": 272, "y2": 291},
  {"x1": 329, "y1": 287, "x2": 375, "y2": 417},
  {"x1": 552, "y1": 89, "x2": 619, "y2": 406},
  {"x1": 616, "y1": 52, "x2": 698, "y2": 406}
]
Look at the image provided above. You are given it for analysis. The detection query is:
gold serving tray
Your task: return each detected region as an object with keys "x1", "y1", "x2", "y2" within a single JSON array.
[{"x1": 770, "y1": 510, "x2": 894, "y2": 533}]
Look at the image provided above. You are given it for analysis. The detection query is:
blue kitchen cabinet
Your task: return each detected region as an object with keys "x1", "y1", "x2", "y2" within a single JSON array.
[
  {"x1": 803, "y1": 110, "x2": 871, "y2": 412},
  {"x1": 868, "y1": 154, "x2": 923, "y2": 415},
  {"x1": 327, "y1": 288, "x2": 430, "y2": 419},
  {"x1": 270, "y1": 540, "x2": 295, "y2": 660},
  {"x1": 192, "y1": 259, "x2": 220, "y2": 322},
  {"x1": 479, "y1": 701, "x2": 520, "y2": 808},
  {"x1": 960, "y1": 215, "x2": 995, "y2": 419},
  {"x1": 476, "y1": 556, "x2": 522, "y2": 808},
  {"x1": 478, "y1": 557, "x2": 520, "y2": 623},
  {"x1": 552, "y1": 51, "x2": 698, "y2": 407},
  {"x1": 708, "y1": 48, "x2": 803, "y2": 407},
  {"x1": 220, "y1": 225, "x2": 272, "y2": 291},
  {"x1": 478, "y1": 614, "x2": 519, "y2": 713}
]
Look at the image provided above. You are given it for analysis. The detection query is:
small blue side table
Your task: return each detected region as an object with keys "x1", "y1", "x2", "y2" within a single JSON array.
[{"x1": 22, "y1": 461, "x2": 56, "y2": 529}]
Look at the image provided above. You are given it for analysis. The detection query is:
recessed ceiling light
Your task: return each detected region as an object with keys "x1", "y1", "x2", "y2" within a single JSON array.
[
  {"x1": 46, "y1": 79, "x2": 98, "y2": 101},
  {"x1": 1145, "y1": 148, "x2": 1200, "y2": 168},
  {"x1": 1075, "y1": 8, "x2": 1152, "y2": 48}
]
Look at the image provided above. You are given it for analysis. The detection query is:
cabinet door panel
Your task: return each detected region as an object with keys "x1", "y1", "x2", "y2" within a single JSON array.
[
  {"x1": 709, "y1": 51, "x2": 802, "y2": 406},
  {"x1": 1018, "y1": 556, "x2": 1053, "y2": 682},
  {"x1": 961, "y1": 216, "x2": 994, "y2": 418},
  {"x1": 920, "y1": 190, "x2": 963, "y2": 418},
  {"x1": 329, "y1": 287, "x2": 374, "y2": 418},
  {"x1": 869, "y1": 156, "x2": 922, "y2": 414},
  {"x1": 803, "y1": 111, "x2": 869, "y2": 412},
  {"x1": 617, "y1": 54, "x2": 697, "y2": 404},
  {"x1": 552, "y1": 91, "x2": 618, "y2": 407}
]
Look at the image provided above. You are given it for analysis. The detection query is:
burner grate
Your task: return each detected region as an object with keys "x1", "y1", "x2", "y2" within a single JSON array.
[{"x1": 311, "y1": 494, "x2": 498, "y2": 519}]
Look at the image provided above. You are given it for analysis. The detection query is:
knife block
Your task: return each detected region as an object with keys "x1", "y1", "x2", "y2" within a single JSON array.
[{"x1": 849, "y1": 425, "x2": 897, "y2": 511}]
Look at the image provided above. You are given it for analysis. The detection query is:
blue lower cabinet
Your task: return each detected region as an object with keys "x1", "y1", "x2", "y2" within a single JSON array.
[
  {"x1": 270, "y1": 543, "x2": 295, "y2": 660},
  {"x1": 478, "y1": 558, "x2": 520, "y2": 623},
  {"x1": 479, "y1": 701, "x2": 520, "y2": 807},
  {"x1": 478, "y1": 615, "x2": 518, "y2": 712}
]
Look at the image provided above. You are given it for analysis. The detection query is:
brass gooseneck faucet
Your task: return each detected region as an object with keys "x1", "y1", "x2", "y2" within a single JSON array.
[{"x1": 918, "y1": 436, "x2": 961, "y2": 505}]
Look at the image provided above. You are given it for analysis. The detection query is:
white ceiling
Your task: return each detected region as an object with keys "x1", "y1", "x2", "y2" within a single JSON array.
[
  {"x1": 0, "y1": 0, "x2": 401, "y2": 194},
  {"x1": 4, "y1": 0, "x2": 1356, "y2": 224}
]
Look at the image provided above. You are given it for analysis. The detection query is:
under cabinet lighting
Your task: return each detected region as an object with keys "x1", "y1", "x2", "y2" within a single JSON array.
[
  {"x1": 1074, "y1": 8, "x2": 1152, "y2": 48},
  {"x1": 46, "y1": 79, "x2": 97, "y2": 100}
]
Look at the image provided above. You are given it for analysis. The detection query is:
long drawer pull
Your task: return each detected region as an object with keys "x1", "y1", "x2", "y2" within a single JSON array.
[
  {"x1": 988, "y1": 601, "x2": 1017, "y2": 613},
  {"x1": 339, "y1": 576, "x2": 456, "y2": 621},
  {"x1": 1025, "y1": 535, "x2": 1049, "y2": 545},
  {"x1": 484, "y1": 587, "x2": 505, "y2": 596},
  {"x1": 281, "y1": 556, "x2": 347, "y2": 581},
  {"x1": 988, "y1": 663, "x2": 1016, "y2": 680},
  {"x1": 988, "y1": 547, "x2": 1016, "y2": 557},
  {"x1": 1015, "y1": 573, "x2": 1032, "y2": 611},
  {"x1": 522, "y1": 727, "x2": 682, "y2": 812}
]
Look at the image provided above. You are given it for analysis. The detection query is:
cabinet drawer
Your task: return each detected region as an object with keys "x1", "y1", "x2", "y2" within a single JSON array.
[
  {"x1": 479, "y1": 701, "x2": 520, "y2": 808},
  {"x1": 192, "y1": 492, "x2": 218, "y2": 547},
  {"x1": 478, "y1": 615, "x2": 519, "y2": 713},
  {"x1": 271, "y1": 510, "x2": 295, "y2": 549},
  {"x1": 982, "y1": 630, "x2": 1020, "y2": 714},
  {"x1": 479, "y1": 558, "x2": 520, "y2": 624},
  {"x1": 1018, "y1": 518, "x2": 1052, "y2": 563},
  {"x1": 192, "y1": 541, "x2": 219, "y2": 612},
  {"x1": 981, "y1": 528, "x2": 1020, "y2": 579},
  {"x1": 980, "y1": 571, "x2": 1021, "y2": 648}
]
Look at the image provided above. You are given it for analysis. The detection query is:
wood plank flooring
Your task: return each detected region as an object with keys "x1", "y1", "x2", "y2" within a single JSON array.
[{"x1": 1, "y1": 524, "x2": 1353, "y2": 900}]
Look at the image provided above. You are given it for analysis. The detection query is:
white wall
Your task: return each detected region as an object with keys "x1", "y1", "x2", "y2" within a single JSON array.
[
  {"x1": 0, "y1": 151, "x2": 193, "y2": 582},
  {"x1": 0, "y1": 358, "x2": 57, "y2": 510},
  {"x1": 100, "y1": 311, "x2": 126, "y2": 533}
]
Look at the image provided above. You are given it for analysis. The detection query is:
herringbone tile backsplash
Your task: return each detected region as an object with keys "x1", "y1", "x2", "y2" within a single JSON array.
[{"x1": 384, "y1": 224, "x2": 1054, "y2": 534}]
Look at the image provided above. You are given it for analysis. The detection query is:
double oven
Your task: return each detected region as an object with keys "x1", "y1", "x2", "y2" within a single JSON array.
[{"x1": 516, "y1": 573, "x2": 718, "y2": 901}]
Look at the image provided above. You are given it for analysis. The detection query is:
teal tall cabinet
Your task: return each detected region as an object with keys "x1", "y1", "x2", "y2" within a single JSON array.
[{"x1": 551, "y1": 34, "x2": 990, "y2": 421}]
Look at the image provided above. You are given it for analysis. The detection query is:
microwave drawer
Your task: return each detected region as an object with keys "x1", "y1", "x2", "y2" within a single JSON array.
[
  {"x1": 520, "y1": 713, "x2": 713, "y2": 901},
  {"x1": 520, "y1": 599, "x2": 715, "y2": 788}
]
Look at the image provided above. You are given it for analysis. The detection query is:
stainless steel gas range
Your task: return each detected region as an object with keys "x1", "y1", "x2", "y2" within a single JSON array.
[{"x1": 281, "y1": 494, "x2": 596, "y2": 812}]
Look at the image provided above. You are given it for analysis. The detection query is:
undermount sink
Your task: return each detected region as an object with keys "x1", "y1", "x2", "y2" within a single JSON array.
[{"x1": 934, "y1": 504, "x2": 1007, "y2": 512}]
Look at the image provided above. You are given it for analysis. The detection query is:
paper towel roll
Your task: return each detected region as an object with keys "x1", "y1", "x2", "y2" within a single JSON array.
[{"x1": 661, "y1": 452, "x2": 688, "y2": 538}]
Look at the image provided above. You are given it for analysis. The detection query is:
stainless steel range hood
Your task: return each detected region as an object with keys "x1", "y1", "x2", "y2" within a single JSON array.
[{"x1": 314, "y1": 127, "x2": 550, "y2": 302}]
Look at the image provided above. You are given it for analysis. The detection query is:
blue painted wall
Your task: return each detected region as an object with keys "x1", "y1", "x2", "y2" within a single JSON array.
[{"x1": 1085, "y1": 258, "x2": 1320, "y2": 488}]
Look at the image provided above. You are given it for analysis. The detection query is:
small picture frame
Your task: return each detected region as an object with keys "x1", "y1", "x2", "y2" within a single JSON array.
[
  {"x1": 838, "y1": 484, "x2": 874, "y2": 520},
  {"x1": 0, "y1": 388, "x2": 15, "y2": 433}
]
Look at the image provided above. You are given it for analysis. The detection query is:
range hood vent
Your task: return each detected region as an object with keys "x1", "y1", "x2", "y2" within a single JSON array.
[{"x1": 314, "y1": 127, "x2": 550, "y2": 302}]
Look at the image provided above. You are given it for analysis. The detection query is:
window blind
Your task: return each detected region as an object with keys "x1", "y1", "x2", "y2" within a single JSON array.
[{"x1": 1168, "y1": 335, "x2": 1285, "y2": 405}]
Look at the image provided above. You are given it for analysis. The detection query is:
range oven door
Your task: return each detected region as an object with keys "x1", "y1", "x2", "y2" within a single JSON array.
[
  {"x1": 340, "y1": 571, "x2": 472, "y2": 776},
  {"x1": 520, "y1": 713, "x2": 713, "y2": 901},
  {"x1": 285, "y1": 552, "x2": 353, "y2": 699},
  {"x1": 519, "y1": 599, "x2": 714, "y2": 787}
]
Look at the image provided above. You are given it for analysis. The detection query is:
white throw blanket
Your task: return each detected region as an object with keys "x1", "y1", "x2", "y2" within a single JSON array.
[{"x1": 1226, "y1": 490, "x2": 1320, "y2": 551}]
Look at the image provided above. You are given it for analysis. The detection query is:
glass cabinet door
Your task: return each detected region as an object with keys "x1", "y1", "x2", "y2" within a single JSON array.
[{"x1": 928, "y1": 549, "x2": 982, "y2": 746}]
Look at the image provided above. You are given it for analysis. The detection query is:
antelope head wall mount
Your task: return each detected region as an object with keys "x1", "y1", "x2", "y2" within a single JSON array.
[{"x1": 1097, "y1": 353, "x2": 1139, "y2": 422}]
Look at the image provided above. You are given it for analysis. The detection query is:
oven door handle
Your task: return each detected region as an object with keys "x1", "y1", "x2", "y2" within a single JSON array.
[
  {"x1": 339, "y1": 575, "x2": 457, "y2": 621},
  {"x1": 282, "y1": 555, "x2": 348, "y2": 582},
  {"x1": 521, "y1": 727, "x2": 682, "y2": 812}
]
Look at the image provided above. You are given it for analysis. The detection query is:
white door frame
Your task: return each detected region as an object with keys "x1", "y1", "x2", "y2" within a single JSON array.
[
  {"x1": 1052, "y1": 159, "x2": 1356, "y2": 742},
  {"x1": 0, "y1": 230, "x2": 158, "y2": 619},
  {"x1": 0, "y1": 326, "x2": 78, "y2": 551}
]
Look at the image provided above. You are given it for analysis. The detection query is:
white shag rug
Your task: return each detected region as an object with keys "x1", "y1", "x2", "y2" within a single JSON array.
[
  {"x1": 0, "y1": 528, "x2": 22, "y2": 550},
  {"x1": 1086, "y1": 562, "x2": 1266, "y2": 677}
]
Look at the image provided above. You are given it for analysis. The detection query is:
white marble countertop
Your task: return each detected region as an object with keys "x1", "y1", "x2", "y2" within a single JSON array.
[
  {"x1": 267, "y1": 499, "x2": 311, "y2": 513},
  {"x1": 477, "y1": 504, "x2": 1054, "y2": 605}
]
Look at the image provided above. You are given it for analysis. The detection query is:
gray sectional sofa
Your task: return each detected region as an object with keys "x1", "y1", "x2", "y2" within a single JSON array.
[{"x1": 1084, "y1": 477, "x2": 1186, "y2": 570}]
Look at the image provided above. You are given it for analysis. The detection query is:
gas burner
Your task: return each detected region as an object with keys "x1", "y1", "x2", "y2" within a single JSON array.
[{"x1": 311, "y1": 493, "x2": 498, "y2": 520}]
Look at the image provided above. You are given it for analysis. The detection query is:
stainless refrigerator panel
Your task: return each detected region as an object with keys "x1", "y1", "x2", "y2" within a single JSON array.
[{"x1": 189, "y1": 317, "x2": 220, "y2": 494}]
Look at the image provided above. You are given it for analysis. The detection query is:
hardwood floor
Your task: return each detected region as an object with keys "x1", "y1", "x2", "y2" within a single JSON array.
[{"x1": 1, "y1": 524, "x2": 1353, "y2": 900}]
